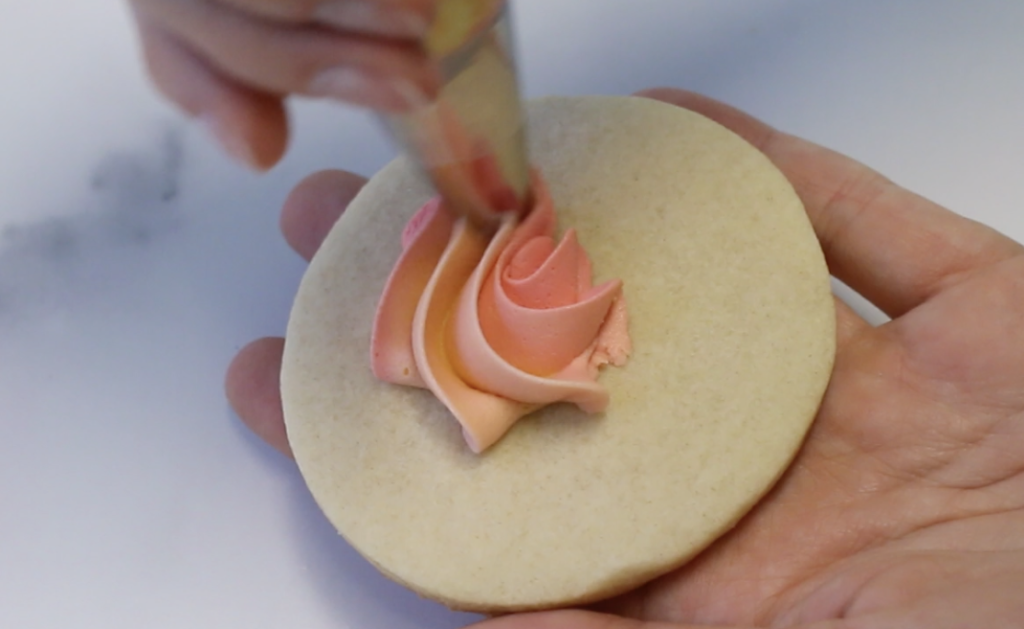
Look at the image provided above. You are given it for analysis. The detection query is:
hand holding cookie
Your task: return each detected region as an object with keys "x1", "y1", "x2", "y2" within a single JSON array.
[{"x1": 226, "y1": 89, "x2": 1024, "y2": 627}]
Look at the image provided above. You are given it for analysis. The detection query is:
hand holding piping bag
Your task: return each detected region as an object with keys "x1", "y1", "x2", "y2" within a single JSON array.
[{"x1": 129, "y1": 0, "x2": 504, "y2": 171}]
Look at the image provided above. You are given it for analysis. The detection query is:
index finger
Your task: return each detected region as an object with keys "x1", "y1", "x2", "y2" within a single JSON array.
[{"x1": 637, "y1": 88, "x2": 1024, "y2": 318}]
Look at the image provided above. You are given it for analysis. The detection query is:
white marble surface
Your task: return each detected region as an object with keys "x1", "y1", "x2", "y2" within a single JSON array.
[{"x1": 3, "y1": 1, "x2": 1023, "y2": 627}]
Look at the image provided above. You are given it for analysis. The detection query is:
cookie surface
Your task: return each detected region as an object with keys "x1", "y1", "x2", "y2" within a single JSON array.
[{"x1": 281, "y1": 95, "x2": 835, "y2": 612}]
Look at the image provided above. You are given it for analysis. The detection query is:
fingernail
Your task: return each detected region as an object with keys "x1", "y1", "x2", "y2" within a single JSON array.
[
  {"x1": 389, "y1": 77, "x2": 432, "y2": 110},
  {"x1": 308, "y1": 67, "x2": 430, "y2": 112},
  {"x1": 308, "y1": 66, "x2": 375, "y2": 102},
  {"x1": 200, "y1": 113, "x2": 260, "y2": 170},
  {"x1": 314, "y1": 1, "x2": 428, "y2": 38}
]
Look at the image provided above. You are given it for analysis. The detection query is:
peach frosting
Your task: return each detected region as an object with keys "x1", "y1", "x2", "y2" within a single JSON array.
[{"x1": 370, "y1": 175, "x2": 630, "y2": 453}]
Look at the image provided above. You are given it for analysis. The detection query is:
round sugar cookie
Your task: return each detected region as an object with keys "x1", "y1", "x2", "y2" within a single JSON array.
[{"x1": 281, "y1": 95, "x2": 835, "y2": 612}]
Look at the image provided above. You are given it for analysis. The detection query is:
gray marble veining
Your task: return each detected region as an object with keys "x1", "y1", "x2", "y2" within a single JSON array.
[{"x1": 0, "y1": 125, "x2": 183, "y2": 323}]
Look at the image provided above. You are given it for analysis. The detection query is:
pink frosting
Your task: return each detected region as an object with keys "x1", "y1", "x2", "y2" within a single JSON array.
[{"x1": 370, "y1": 175, "x2": 630, "y2": 453}]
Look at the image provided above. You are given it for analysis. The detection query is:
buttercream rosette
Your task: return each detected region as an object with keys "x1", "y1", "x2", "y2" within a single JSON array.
[{"x1": 371, "y1": 174, "x2": 630, "y2": 452}]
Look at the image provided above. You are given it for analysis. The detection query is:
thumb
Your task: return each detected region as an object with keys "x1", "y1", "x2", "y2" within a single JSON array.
[{"x1": 470, "y1": 610, "x2": 760, "y2": 629}]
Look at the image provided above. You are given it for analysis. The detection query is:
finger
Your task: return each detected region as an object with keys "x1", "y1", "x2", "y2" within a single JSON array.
[
  {"x1": 280, "y1": 170, "x2": 368, "y2": 260},
  {"x1": 213, "y1": 0, "x2": 435, "y2": 39},
  {"x1": 311, "y1": 0, "x2": 435, "y2": 39},
  {"x1": 833, "y1": 295, "x2": 869, "y2": 351},
  {"x1": 135, "y1": 14, "x2": 288, "y2": 170},
  {"x1": 470, "y1": 610, "x2": 758, "y2": 629},
  {"x1": 636, "y1": 88, "x2": 1024, "y2": 318},
  {"x1": 137, "y1": 0, "x2": 437, "y2": 112},
  {"x1": 225, "y1": 337, "x2": 293, "y2": 458}
]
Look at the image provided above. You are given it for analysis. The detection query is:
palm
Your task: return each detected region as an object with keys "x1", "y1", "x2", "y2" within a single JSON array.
[
  {"x1": 224, "y1": 89, "x2": 1024, "y2": 629},
  {"x1": 591, "y1": 92, "x2": 1024, "y2": 628},
  {"x1": 608, "y1": 258, "x2": 1024, "y2": 627}
]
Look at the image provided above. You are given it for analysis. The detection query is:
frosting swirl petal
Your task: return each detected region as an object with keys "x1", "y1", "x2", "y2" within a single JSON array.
[{"x1": 371, "y1": 175, "x2": 630, "y2": 453}]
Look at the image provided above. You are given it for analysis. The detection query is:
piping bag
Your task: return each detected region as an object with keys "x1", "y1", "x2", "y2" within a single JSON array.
[{"x1": 378, "y1": 0, "x2": 533, "y2": 233}]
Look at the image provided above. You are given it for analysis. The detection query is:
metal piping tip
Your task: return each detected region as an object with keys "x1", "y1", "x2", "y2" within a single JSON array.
[{"x1": 379, "y1": 0, "x2": 532, "y2": 232}]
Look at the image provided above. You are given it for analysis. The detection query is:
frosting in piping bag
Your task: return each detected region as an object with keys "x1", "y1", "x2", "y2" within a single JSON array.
[{"x1": 371, "y1": 175, "x2": 630, "y2": 453}]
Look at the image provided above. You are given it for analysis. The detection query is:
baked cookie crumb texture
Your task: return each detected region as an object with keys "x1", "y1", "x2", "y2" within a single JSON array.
[{"x1": 281, "y1": 95, "x2": 836, "y2": 612}]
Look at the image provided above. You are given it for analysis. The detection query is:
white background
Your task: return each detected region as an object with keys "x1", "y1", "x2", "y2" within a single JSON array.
[{"x1": 2, "y1": 2, "x2": 1023, "y2": 627}]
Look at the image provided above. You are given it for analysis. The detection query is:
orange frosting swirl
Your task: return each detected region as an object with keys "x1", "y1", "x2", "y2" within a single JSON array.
[{"x1": 371, "y1": 175, "x2": 630, "y2": 452}]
